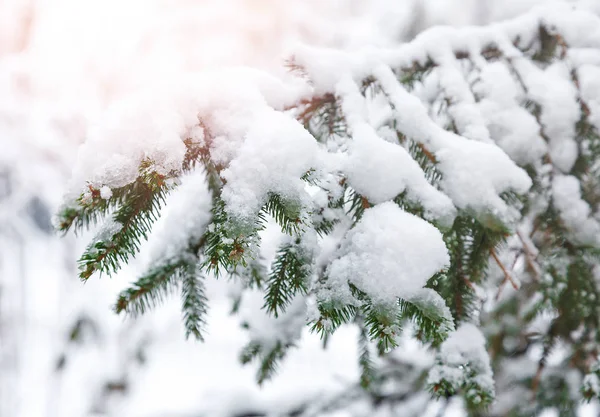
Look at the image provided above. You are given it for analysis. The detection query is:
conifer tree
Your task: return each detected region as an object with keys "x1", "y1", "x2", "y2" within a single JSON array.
[{"x1": 57, "y1": 3, "x2": 600, "y2": 415}]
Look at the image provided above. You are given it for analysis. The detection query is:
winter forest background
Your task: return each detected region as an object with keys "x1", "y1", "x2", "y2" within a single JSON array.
[{"x1": 2, "y1": 0, "x2": 600, "y2": 416}]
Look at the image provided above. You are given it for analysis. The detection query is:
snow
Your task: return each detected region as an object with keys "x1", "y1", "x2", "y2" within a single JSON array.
[
  {"x1": 145, "y1": 168, "x2": 212, "y2": 263},
  {"x1": 583, "y1": 373, "x2": 600, "y2": 397},
  {"x1": 90, "y1": 218, "x2": 123, "y2": 246},
  {"x1": 99, "y1": 186, "x2": 113, "y2": 200},
  {"x1": 513, "y1": 59, "x2": 580, "y2": 173},
  {"x1": 4, "y1": 0, "x2": 600, "y2": 416},
  {"x1": 68, "y1": 68, "x2": 312, "y2": 199},
  {"x1": 220, "y1": 108, "x2": 318, "y2": 223},
  {"x1": 578, "y1": 64, "x2": 600, "y2": 131},
  {"x1": 116, "y1": 286, "x2": 360, "y2": 417},
  {"x1": 240, "y1": 290, "x2": 307, "y2": 351},
  {"x1": 292, "y1": 2, "x2": 600, "y2": 93},
  {"x1": 475, "y1": 62, "x2": 548, "y2": 165},
  {"x1": 428, "y1": 323, "x2": 494, "y2": 397},
  {"x1": 552, "y1": 175, "x2": 600, "y2": 246},
  {"x1": 433, "y1": 57, "x2": 492, "y2": 143},
  {"x1": 374, "y1": 65, "x2": 532, "y2": 225},
  {"x1": 324, "y1": 202, "x2": 450, "y2": 306},
  {"x1": 336, "y1": 75, "x2": 457, "y2": 224},
  {"x1": 404, "y1": 288, "x2": 455, "y2": 334}
]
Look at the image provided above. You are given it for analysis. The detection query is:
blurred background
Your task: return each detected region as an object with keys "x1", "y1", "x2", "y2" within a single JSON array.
[{"x1": 0, "y1": 0, "x2": 588, "y2": 416}]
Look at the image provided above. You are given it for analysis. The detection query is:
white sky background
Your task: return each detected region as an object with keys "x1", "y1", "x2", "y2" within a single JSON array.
[{"x1": 1, "y1": 0, "x2": 597, "y2": 416}]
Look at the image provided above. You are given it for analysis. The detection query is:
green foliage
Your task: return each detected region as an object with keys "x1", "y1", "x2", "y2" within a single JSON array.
[
  {"x1": 233, "y1": 258, "x2": 267, "y2": 291},
  {"x1": 201, "y1": 198, "x2": 262, "y2": 276},
  {"x1": 398, "y1": 296, "x2": 452, "y2": 345},
  {"x1": 297, "y1": 93, "x2": 346, "y2": 142},
  {"x1": 114, "y1": 259, "x2": 185, "y2": 316},
  {"x1": 181, "y1": 269, "x2": 208, "y2": 341},
  {"x1": 263, "y1": 192, "x2": 303, "y2": 235},
  {"x1": 58, "y1": 15, "x2": 600, "y2": 416},
  {"x1": 77, "y1": 165, "x2": 173, "y2": 280},
  {"x1": 356, "y1": 314, "x2": 378, "y2": 390},
  {"x1": 361, "y1": 300, "x2": 401, "y2": 355},
  {"x1": 264, "y1": 240, "x2": 311, "y2": 317},
  {"x1": 346, "y1": 187, "x2": 369, "y2": 223},
  {"x1": 428, "y1": 361, "x2": 495, "y2": 410},
  {"x1": 309, "y1": 303, "x2": 357, "y2": 338},
  {"x1": 202, "y1": 193, "x2": 305, "y2": 277},
  {"x1": 433, "y1": 216, "x2": 506, "y2": 323},
  {"x1": 240, "y1": 340, "x2": 290, "y2": 385}
]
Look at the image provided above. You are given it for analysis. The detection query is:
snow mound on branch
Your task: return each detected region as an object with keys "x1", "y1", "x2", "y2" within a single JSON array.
[
  {"x1": 221, "y1": 108, "x2": 319, "y2": 222},
  {"x1": 578, "y1": 64, "x2": 600, "y2": 131},
  {"x1": 336, "y1": 75, "x2": 457, "y2": 225},
  {"x1": 476, "y1": 62, "x2": 547, "y2": 166},
  {"x1": 345, "y1": 129, "x2": 456, "y2": 222},
  {"x1": 374, "y1": 66, "x2": 531, "y2": 225},
  {"x1": 68, "y1": 68, "x2": 310, "y2": 196},
  {"x1": 552, "y1": 175, "x2": 600, "y2": 246},
  {"x1": 292, "y1": 2, "x2": 600, "y2": 91},
  {"x1": 146, "y1": 167, "x2": 213, "y2": 263},
  {"x1": 324, "y1": 202, "x2": 450, "y2": 306},
  {"x1": 513, "y1": 60, "x2": 579, "y2": 173},
  {"x1": 428, "y1": 323, "x2": 494, "y2": 397},
  {"x1": 289, "y1": 2, "x2": 600, "y2": 225}
]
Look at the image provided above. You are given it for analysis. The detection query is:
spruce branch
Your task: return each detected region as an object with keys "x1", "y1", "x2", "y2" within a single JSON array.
[
  {"x1": 362, "y1": 302, "x2": 400, "y2": 355},
  {"x1": 262, "y1": 193, "x2": 303, "y2": 236},
  {"x1": 356, "y1": 314, "x2": 377, "y2": 390},
  {"x1": 202, "y1": 198, "x2": 264, "y2": 276},
  {"x1": 78, "y1": 166, "x2": 172, "y2": 280},
  {"x1": 310, "y1": 304, "x2": 357, "y2": 339},
  {"x1": 350, "y1": 285, "x2": 401, "y2": 355},
  {"x1": 264, "y1": 241, "x2": 310, "y2": 317},
  {"x1": 56, "y1": 185, "x2": 114, "y2": 234},
  {"x1": 240, "y1": 340, "x2": 290, "y2": 385},
  {"x1": 114, "y1": 259, "x2": 186, "y2": 316},
  {"x1": 180, "y1": 268, "x2": 208, "y2": 341},
  {"x1": 399, "y1": 297, "x2": 453, "y2": 345}
]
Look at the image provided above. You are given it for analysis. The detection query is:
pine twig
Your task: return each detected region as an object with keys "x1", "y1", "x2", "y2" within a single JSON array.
[
  {"x1": 531, "y1": 361, "x2": 545, "y2": 396},
  {"x1": 491, "y1": 247, "x2": 519, "y2": 300},
  {"x1": 516, "y1": 230, "x2": 541, "y2": 282}
]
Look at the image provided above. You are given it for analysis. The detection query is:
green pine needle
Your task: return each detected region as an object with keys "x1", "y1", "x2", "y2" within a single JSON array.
[
  {"x1": 263, "y1": 241, "x2": 310, "y2": 317},
  {"x1": 181, "y1": 269, "x2": 208, "y2": 341},
  {"x1": 114, "y1": 260, "x2": 185, "y2": 316},
  {"x1": 77, "y1": 170, "x2": 171, "y2": 280}
]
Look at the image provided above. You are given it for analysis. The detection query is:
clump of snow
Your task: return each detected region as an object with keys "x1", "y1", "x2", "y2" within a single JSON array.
[
  {"x1": 323, "y1": 202, "x2": 450, "y2": 306},
  {"x1": 428, "y1": 323, "x2": 494, "y2": 398},
  {"x1": 68, "y1": 68, "x2": 311, "y2": 199},
  {"x1": 552, "y1": 175, "x2": 600, "y2": 246},
  {"x1": 578, "y1": 64, "x2": 600, "y2": 131},
  {"x1": 433, "y1": 59, "x2": 492, "y2": 143},
  {"x1": 476, "y1": 62, "x2": 547, "y2": 165},
  {"x1": 148, "y1": 168, "x2": 213, "y2": 264},
  {"x1": 513, "y1": 59, "x2": 580, "y2": 173},
  {"x1": 72, "y1": 89, "x2": 190, "y2": 191},
  {"x1": 220, "y1": 108, "x2": 319, "y2": 222},
  {"x1": 91, "y1": 217, "x2": 123, "y2": 244},
  {"x1": 374, "y1": 65, "x2": 532, "y2": 225},
  {"x1": 336, "y1": 76, "x2": 456, "y2": 224},
  {"x1": 99, "y1": 185, "x2": 113, "y2": 200},
  {"x1": 583, "y1": 367, "x2": 600, "y2": 397},
  {"x1": 292, "y1": 2, "x2": 600, "y2": 96}
]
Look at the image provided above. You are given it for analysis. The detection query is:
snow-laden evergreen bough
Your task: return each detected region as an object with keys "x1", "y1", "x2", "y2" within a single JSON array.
[{"x1": 57, "y1": 3, "x2": 600, "y2": 415}]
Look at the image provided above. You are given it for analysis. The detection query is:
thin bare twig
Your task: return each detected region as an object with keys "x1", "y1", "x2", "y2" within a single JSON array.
[{"x1": 491, "y1": 248, "x2": 519, "y2": 301}]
